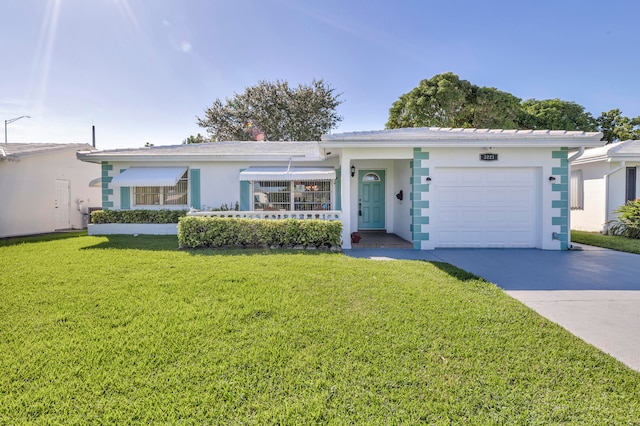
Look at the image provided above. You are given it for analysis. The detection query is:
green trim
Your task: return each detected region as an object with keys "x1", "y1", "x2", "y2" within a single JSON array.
[
  {"x1": 551, "y1": 149, "x2": 570, "y2": 250},
  {"x1": 240, "y1": 180, "x2": 250, "y2": 211},
  {"x1": 335, "y1": 169, "x2": 341, "y2": 211},
  {"x1": 411, "y1": 149, "x2": 430, "y2": 248},
  {"x1": 120, "y1": 187, "x2": 131, "y2": 210},
  {"x1": 190, "y1": 169, "x2": 201, "y2": 209},
  {"x1": 552, "y1": 151, "x2": 568, "y2": 159}
]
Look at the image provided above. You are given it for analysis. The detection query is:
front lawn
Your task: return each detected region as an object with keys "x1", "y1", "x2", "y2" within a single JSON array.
[
  {"x1": 1, "y1": 235, "x2": 639, "y2": 424},
  {"x1": 572, "y1": 230, "x2": 640, "y2": 254}
]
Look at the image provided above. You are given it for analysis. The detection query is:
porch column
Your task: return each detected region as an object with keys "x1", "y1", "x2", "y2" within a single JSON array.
[{"x1": 340, "y1": 154, "x2": 352, "y2": 249}]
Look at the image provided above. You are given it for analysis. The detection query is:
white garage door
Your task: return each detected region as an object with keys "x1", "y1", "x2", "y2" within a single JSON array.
[{"x1": 434, "y1": 168, "x2": 539, "y2": 248}]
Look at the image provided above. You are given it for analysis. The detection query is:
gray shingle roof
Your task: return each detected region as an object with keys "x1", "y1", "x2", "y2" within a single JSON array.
[
  {"x1": 77, "y1": 141, "x2": 324, "y2": 162},
  {"x1": 322, "y1": 127, "x2": 603, "y2": 141},
  {"x1": 0, "y1": 143, "x2": 94, "y2": 161},
  {"x1": 574, "y1": 140, "x2": 640, "y2": 164}
]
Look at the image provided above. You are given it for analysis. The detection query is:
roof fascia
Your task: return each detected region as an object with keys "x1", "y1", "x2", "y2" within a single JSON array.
[{"x1": 320, "y1": 139, "x2": 604, "y2": 149}]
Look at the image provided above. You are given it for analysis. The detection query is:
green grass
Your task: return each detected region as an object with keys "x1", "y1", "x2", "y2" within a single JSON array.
[
  {"x1": 572, "y1": 230, "x2": 640, "y2": 254},
  {"x1": 2, "y1": 234, "x2": 640, "y2": 424}
]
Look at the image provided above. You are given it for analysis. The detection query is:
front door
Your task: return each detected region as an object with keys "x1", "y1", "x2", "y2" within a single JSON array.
[
  {"x1": 54, "y1": 179, "x2": 70, "y2": 230},
  {"x1": 358, "y1": 170, "x2": 385, "y2": 230}
]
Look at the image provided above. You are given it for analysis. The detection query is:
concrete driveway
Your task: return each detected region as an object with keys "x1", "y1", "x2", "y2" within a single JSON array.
[{"x1": 345, "y1": 244, "x2": 640, "y2": 372}]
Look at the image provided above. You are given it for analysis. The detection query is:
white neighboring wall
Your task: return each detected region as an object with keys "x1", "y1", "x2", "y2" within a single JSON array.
[{"x1": 0, "y1": 148, "x2": 101, "y2": 238}]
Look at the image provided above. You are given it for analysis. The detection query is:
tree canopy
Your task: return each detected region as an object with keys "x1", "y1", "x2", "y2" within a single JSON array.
[
  {"x1": 386, "y1": 72, "x2": 638, "y2": 143},
  {"x1": 197, "y1": 79, "x2": 343, "y2": 142},
  {"x1": 596, "y1": 109, "x2": 640, "y2": 143},
  {"x1": 386, "y1": 72, "x2": 521, "y2": 129},
  {"x1": 182, "y1": 133, "x2": 208, "y2": 144},
  {"x1": 519, "y1": 99, "x2": 598, "y2": 131}
]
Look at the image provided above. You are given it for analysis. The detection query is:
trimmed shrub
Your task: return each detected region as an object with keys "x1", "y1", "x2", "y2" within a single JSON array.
[
  {"x1": 91, "y1": 209, "x2": 188, "y2": 224},
  {"x1": 607, "y1": 199, "x2": 640, "y2": 239},
  {"x1": 178, "y1": 216, "x2": 342, "y2": 249}
]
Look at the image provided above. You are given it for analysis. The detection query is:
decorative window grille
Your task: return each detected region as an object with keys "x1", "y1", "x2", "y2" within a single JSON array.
[
  {"x1": 134, "y1": 171, "x2": 188, "y2": 206},
  {"x1": 570, "y1": 170, "x2": 583, "y2": 210},
  {"x1": 253, "y1": 180, "x2": 332, "y2": 211}
]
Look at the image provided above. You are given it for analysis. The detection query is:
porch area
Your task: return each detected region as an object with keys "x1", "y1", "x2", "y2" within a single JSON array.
[{"x1": 351, "y1": 231, "x2": 413, "y2": 249}]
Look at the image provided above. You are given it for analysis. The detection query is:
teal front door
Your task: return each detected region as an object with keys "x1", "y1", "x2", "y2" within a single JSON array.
[{"x1": 358, "y1": 170, "x2": 385, "y2": 230}]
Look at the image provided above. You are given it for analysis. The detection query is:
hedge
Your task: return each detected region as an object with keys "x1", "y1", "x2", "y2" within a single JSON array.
[
  {"x1": 90, "y1": 209, "x2": 188, "y2": 224},
  {"x1": 178, "y1": 216, "x2": 342, "y2": 249}
]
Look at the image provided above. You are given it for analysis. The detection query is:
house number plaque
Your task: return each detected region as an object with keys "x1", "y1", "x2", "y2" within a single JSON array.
[{"x1": 480, "y1": 153, "x2": 499, "y2": 161}]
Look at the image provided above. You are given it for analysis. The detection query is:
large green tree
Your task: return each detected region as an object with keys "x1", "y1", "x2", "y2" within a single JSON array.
[
  {"x1": 596, "y1": 109, "x2": 640, "y2": 143},
  {"x1": 182, "y1": 133, "x2": 208, "y2": 144},
  {"x1": 386, "y1": 72, "x2": 521, "y2": 129},
  {"x1": 197, "y1": 79, "x2": 343, "y2": 141},
  {"x1": 518, "y1": 98, "x2": 598, "y2": 131}
]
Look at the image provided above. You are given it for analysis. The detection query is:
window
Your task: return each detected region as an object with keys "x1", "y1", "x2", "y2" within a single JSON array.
[
  {"x1": 253, "y1": 180, "x2": 332, "y2": 211},
  {"x1": 570, "y1": 170, "x2": 584, "y2": 210},
  {"x1": 134, "y1": 171, "x2": 188, "y2": 206},
  {"x1": 626, "y1": 167, "x2": 637, "y2": 202},
  {"x1": 362, "y1": 173, "x2": 380, "y2": 182}
]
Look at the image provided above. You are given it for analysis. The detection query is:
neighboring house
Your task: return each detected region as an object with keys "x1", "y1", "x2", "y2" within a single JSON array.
[
  {"x1": 571, "y1": 140, "x2": 640, "y2": 232},
  {"x1": 0, "y1": 143, "x2": 101, "y2": 238},
  {"x1": 77, "y1": 127, "x2": 603, "y2": 250}
]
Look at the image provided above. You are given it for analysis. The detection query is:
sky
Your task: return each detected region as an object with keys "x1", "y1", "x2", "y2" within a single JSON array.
[{"x1": 1, "y1": 0, "x2": 639, "y2": 150}]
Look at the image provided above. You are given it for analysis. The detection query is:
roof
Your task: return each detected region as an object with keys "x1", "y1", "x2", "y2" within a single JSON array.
[
  {"x1": 77, "y1": 141, "x2": 325, "y2": 163},
  {"x1": 75, "y1": 127, "x2": 606, "y2": 165},
  {"x1": 0, "y1": 143, "x2": 94, "y2": 161},
  {"x1": 572, "y1": 140, "x2": 640, "y2": 165},
  {"x1": 322, "y1": 127, "x2": 604, "y2": 148}
]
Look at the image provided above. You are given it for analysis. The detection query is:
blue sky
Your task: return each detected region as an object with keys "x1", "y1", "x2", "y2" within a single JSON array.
[{"x1": 1, "y1": 0, "x2": 638, "y2": 150}]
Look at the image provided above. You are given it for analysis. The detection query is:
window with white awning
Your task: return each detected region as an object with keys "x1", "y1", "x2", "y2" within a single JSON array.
[
  {"x1": 111, "y1": 167, "x2": 188, "y2": 187},
  {"x1": 239, "y1": 167, "x2": 336, "y2": 211},
  {"x1": 239, "y1": 167, "x2": 336, "y2": 181}
]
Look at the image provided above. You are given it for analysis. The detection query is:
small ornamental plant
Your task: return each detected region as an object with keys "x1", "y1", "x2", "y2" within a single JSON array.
[{"x1": 607, "y1": 199, "x2": 640, "y2": 239}]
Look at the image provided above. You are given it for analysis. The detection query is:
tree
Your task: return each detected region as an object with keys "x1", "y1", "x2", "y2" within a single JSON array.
[
  {"x1": 386, "y1": 72, "x2": 521, "y2": 129},
  {"x1": 596, "y1": 109, "x2": 640, "y2": 143},
  {"x1": 182, "y1": 133, "x2": 208, "y2": 144},
  {"x1": 466, "y1": 86, "x2": 522, "y2": 129},
  {"x1": 518, "y1": 99, "x2": 598, "y2": 131},
  {"x1": 386, "y1": 72, "x2": 472, "y2": 128},
  {"x1": 197, "y1": 79, "x2": 343, "y2": 141}
]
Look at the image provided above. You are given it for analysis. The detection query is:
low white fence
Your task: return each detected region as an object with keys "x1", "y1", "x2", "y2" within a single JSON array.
[
  {"x1": 187, "y1": 210, "x2": 342, "y2": 221},
  {"x1": 88, "y1": 211, "x2": 342, "y2": 236}
]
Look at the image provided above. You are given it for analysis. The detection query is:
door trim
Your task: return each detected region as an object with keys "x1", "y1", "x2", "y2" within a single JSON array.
[{"x1": 357, "y1": 169, "x2": 386, "y2": 230}]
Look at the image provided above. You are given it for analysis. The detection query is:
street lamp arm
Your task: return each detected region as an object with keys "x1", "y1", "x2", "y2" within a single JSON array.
[
  {"x1": 5, "y1": 115, "x2": 31, "y2": 125},
  {"x1": 4, "y1": 115, "x2": 31, "y2": 144}
]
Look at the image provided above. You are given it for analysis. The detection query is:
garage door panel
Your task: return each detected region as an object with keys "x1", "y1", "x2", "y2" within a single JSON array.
[{"x1": 434, "y1": 168, "x2": 539, "y2": 248}]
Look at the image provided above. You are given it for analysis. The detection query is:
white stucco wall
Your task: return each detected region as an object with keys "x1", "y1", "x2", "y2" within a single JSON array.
[
  {"x1": 571, "y1": 161, "x2": 640, "y2": 232},
  {"x1": 0, "y1": 148, "x2": 101, "y2": 238},
  {"x1": 571, "y1": 162, "x2": 608, "y2": 232},
  {"x1": 392, "y1": 159, "x2": 412, "y2": 243},
  {"x1": 105, "y1": 159, "x2": 339, "y2": 212}
]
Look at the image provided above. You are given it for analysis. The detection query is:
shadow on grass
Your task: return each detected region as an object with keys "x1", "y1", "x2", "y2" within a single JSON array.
[
  {"x1": 426, "y1": 260, "x2": 486, "y2": 282},
  {"x1": 0, "y1": 231, "x2": 88, "y2": 247},
  {"x1": 81, "y1": 234, "x2": 341, "y2": 257}
]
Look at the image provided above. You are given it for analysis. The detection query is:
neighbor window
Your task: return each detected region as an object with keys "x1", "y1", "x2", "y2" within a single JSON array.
[
  {"x1": 570, "y1": 170, "x2": 584, "y2": 210},
  {"x1": 253, "y1": 180, "x2": 332, "y2": 211},
  {"x1": 134, "y1": 171, "x2": 188, "y2": 206},
  {"x1": 626, "y1": 167, "x2": 637, "y2": 202}
]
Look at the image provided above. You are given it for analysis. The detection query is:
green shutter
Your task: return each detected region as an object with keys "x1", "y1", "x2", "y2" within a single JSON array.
[
  {"x1": 120, "y1": 187, "x2": 130, "y2": 210},
  {"x1": 240, "y1": 180, "x2": 250, "y2": 211},
  {"x1": 190, "y1": 169, "x2": 201, "y2": 209},
  {"x1": 335, "y1": 168, "x2": 341, "y2": 210}
]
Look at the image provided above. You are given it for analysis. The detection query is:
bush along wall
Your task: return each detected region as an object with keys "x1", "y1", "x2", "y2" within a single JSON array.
[
  {"x1": 607, "y1": 199, "x2": 640, "y2": 239},
  {"x1": 178, "y1": 216, "x2": 342, "y2": 250},
  {"x1": 91, "y1": 209, "x2": 188, "y2": 224}
]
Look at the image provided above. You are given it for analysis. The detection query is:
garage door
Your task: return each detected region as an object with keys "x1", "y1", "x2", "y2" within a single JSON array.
[{"x1": 434, "y1": 168, "x2": 539, "y2": 248}]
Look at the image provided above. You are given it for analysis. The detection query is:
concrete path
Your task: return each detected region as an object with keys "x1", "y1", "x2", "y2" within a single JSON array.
[{"x1": 344, "y1": 244, "x2": 640, "y2": 372}]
